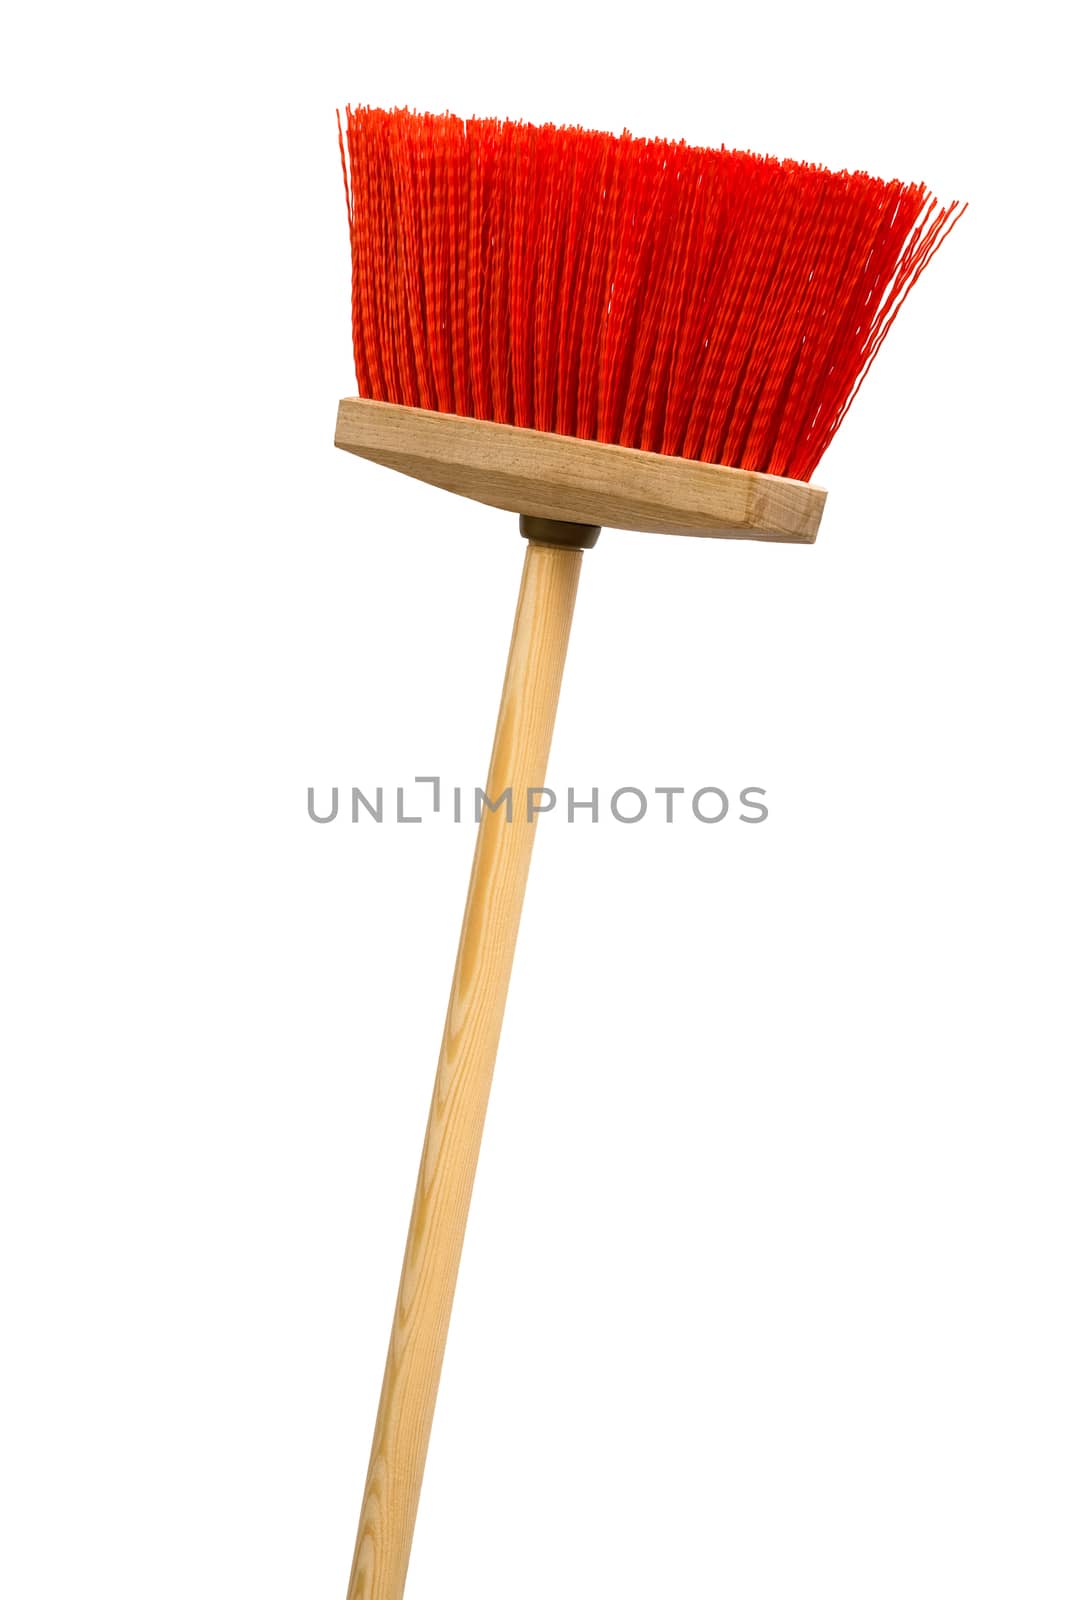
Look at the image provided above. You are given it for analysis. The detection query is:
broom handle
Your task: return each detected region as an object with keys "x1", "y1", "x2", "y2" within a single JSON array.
[{"x1": 348, "y1": 536, "x2": 586, "y2": 1600}]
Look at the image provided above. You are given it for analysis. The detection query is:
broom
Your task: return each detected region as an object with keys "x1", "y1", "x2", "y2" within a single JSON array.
[{"x1": 334, "y1": 105, "x2": 962, "y2": 1600}]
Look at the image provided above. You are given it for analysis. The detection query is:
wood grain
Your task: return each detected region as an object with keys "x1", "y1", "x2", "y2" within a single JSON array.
[
  {"x1": 347, "y1": 540, "x2": 583, "y2": 1600},
  {"x1": 335, "y1": 398, "x2": 825, "y2": 543}
]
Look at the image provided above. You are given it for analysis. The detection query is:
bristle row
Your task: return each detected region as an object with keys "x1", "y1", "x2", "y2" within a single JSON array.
[{"x1": 339, "y1": 108, "x2": 961, "y2": 482}]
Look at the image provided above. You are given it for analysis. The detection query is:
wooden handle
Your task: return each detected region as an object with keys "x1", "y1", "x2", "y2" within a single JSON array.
[{"x1": 347, "y1": 538, "x2": 584, "y2": 1600}]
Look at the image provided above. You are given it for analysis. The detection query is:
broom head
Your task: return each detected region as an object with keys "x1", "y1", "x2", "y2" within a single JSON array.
[{"x1": 335, "y1": 108, "x2": 961, "y2": 543}]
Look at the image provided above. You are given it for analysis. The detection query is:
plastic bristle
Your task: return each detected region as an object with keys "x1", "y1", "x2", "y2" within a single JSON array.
[{"x1": 338, "y1": 107, "x2": 963, "y2": 483}]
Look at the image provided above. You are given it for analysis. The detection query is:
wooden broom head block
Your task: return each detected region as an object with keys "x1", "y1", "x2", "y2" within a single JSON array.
[{"x1": 335, "y1": 398, "x2": 826, "y2": 545}]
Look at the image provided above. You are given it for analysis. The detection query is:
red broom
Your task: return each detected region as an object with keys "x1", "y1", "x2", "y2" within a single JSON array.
[{"x1": 333, "y1": 106, "x2": 962, "y2": 1600}]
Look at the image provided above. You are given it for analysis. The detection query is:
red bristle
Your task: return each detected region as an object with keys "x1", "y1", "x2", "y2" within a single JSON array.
[
  {"x1": 382, "y1": 116, "x2": 420, "y2": 409},
  {"x1": 338, "y1": 107, "x2": 964, "y2": 482},
  {"x1": 574, "y1": 137, "x2": 619, "y2": 442},
  {"x1": 486, "y1": 125, "x2": 510, "y2": 424},
  {"x1": 465, "y1": 122, "x2": 491, "y2": 421},
  {"x1": 447, "y1": 121, "x2": 470, "y2": 417},
  {"x1": 506, "y1": 125, "x2": 535, "y2": 430},
  {"x1": 598, "y1": 143, "x2": 662, "y2": 444}
]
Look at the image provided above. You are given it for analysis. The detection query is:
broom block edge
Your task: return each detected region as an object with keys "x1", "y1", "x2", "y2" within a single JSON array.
[{"x1": 335, "y1": 398, "x2": 825, "y2": 544}]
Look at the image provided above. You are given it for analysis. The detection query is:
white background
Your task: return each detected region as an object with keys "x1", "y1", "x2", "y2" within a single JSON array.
[{"x1": 2, "y1": 3, "x2": 1063, "y2": 1597}]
